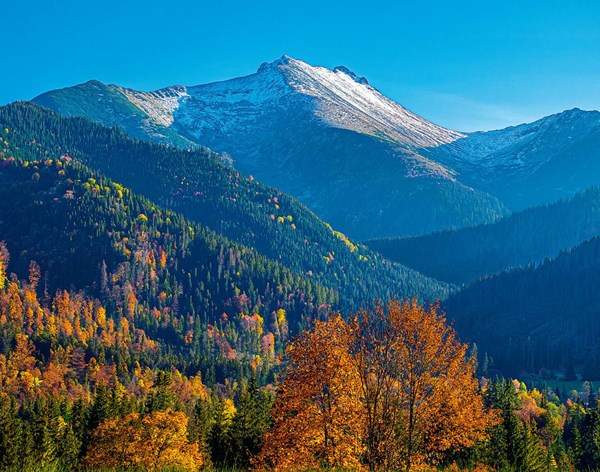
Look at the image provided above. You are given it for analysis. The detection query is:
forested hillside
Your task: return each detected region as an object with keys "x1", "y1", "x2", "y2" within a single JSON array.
[
  {"x1": 1, "y1": 108, "x2": 600, "y2": 471},
  {"x1": 0, "y1": 156, "x2": 342, "y2": 385},
  {"x1": 366, "y1": 189, "x2": 600, "y2": 285},
  {"x1": 0, "y1": 102, "x2": 449, "y2": 309},
  {"x1": 0, "y1": 213, "x2": 277, "y2": 470},
  {"x1": 444, "y1": 237, "x2": 600, "y2": 377}
]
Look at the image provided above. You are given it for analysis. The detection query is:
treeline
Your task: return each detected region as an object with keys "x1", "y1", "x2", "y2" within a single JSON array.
[
  {"x1": 0, "y1": 102, "x2": 448, "y2": 309},
  {"x1": 366, "y1": 188, "x2": 600, "y2": 285},
  {"x1": 445, "y1": 236, "x2": 600, "y2": 378}
]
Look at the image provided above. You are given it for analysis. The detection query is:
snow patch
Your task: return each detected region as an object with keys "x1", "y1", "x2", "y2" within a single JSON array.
[{"x1": 120, "y1": 86, "x2": 189, "y2": 127}]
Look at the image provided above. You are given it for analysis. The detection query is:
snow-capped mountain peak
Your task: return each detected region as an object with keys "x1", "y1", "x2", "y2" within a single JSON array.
[
  {"x1": 113, "y1": 56, "x2": 464, "y2": 149},
  {"x1": 247, "y1": 56, "x2": 466, "y2": 148}
]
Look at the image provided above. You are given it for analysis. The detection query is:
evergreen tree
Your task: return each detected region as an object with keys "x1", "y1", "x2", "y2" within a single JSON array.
[{"x1": 230, "y1": 378, "x2": 274, "y2": 467}]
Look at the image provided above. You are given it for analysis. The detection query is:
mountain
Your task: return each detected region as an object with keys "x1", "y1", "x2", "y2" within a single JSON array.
[
  {"x1": 0, "y1": 155, "x2": 336, "y2": 382},
  {"x1": 444, "y1": 237, "x2": 600, "y2": 378},
  {"x1": 0, "y1": 102, "x2": 449, "y2": 309},
  {"x1": 432, "y1": 108, "x2": 600, "y2": 209},
  {"x1": 32, "y1": 56, "x2": 508, "y2": 240},
  {"x1": 365, "y1": 187, "x2": 600, "y2": 285},
  {"x1": 34, "y1": 59, "x2": 600, "y2": 239}
]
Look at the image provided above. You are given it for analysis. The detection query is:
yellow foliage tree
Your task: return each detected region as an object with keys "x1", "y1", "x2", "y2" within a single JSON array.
[
  {"x1": 0, "y1": 258, "x2": 5, "y2": 292},
  {"x1": 85, "y1": 409, "x2": 203, "y2": 471}
]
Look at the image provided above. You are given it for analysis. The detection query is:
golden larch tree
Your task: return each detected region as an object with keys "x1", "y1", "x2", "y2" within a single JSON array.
[{"x1": 85, "y1": 408, "x2": 203, "y2": 471}]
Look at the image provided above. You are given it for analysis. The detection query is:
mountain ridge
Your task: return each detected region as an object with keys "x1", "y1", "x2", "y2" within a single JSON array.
[
  {"x1": 32, "y1": 56, "x2": 508, "y2": 239},
  {"x1": 33, "y1": 56, "x2": 600, "y2": 240}
]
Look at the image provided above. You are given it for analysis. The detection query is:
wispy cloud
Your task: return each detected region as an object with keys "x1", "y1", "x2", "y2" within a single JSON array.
[{"x1": 425, "y1": 92, "x2": 536, "y2": 132}]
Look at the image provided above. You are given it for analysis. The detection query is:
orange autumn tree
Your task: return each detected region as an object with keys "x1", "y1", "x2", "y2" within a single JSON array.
[
  {"x1": 85, "y1": 408, "x2": 203, "y2": 471},
  {"x1": 259, "y1": 314, "x2": 364, "y2": 471},
  {"x1": 261, "y1": 300, "x2": 497, "y2": 472},
  {"x1": 350, "y1": 299, "x2": 498, "y2": 471}
]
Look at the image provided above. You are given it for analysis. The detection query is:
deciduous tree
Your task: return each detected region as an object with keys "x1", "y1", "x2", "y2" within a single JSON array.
[
  {"x1": 351, "y1": 300, "x2": 496, "y2": 470},
  {"x1": 85, "y1": 409, "x2": 202, "y2": 471},
  {"x1": 259, "y1": 314, "x2": 364, "y2": 471}
]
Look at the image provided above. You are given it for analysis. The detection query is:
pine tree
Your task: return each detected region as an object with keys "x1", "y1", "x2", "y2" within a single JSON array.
[
  {"x1": 145, "y1": 370, "x2": 174, "y2": 413},
  {"x1": 580, "y1": 410, "x2": 600, "y2": 470},
  {"x1": 87, "y1": 384, "x2": 113, "y2": 433},
  {"x1": 0, "y1": 395, "x2": 22, "y2": 468},
  {"x1": 230, "y1": 378, "x2": 273, "y2": 467},
  {"x1": 209, "y1": 397, "x2": 234, "y2": 467},
  {"x1": 570, "y1": 422, "x2": 583, "y2": 468},
  {"x1": 518, "y1": 421, "x2": 547, "y2": 472}
]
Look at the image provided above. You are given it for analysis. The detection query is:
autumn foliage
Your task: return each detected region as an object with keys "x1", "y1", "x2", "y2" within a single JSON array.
[
  {"x1": 259, "y1": 314, "x2": 364, "y2": 470},
  {"x1": 85, "y1": 408, "x2": 203, "y2": 471},
  {"x1": 260, "y1": 300, "x2": 498, "y2": 471}
]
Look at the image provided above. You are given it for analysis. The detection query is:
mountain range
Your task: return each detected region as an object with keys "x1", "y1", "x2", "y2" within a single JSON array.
[
  {"x1": 366, "y1": 187, "x2": 600, "y2": 285},
  {"x1": 33, "y1": 56, "x2": 600, "y2": 241}
]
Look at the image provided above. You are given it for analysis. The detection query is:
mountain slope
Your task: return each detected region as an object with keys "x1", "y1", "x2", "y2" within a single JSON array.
[
  {"x1": 365, "y1": 187, "x2": 600, "y2": 285},
  {"x1": 34, "y1": 79, "x2": 197, "y2": 148},
  {"x1": 433, "y1": 108, "x2": 600, "y2": 209},
  {"x1": 0, "y1": 102, "x2": 449, "y2": 308},
  {"x1": 0, "y1": 155, "x2": 338, "y2": 382},
  {"x1": 444, "y1": 237, "x2": 600, "y2": 377},
  {"x1": 32, "y1": 56, "x2": 508, "y2": 239}
]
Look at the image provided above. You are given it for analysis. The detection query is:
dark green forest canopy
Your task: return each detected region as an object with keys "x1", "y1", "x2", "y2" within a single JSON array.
[
  {"x1": 366, "y1": 188, "x2": 600, "y2": 286},
  {"x1": 445, "y1": 237, "x2": 600, "y2": 378}
]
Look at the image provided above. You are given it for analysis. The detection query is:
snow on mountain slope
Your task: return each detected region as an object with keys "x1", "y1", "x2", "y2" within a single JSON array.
[
  {"x1": 119, "y1": 85, "x2": 189, "y2": 127},
  {"x1": 120, "y1": 55, "x2": 465, "y2": 149},
  {"x1": 259, "y1": 56, "x2": 465, "y2": 147},
  {"x1": 439, "y1": 108, "x2": 600, "y2": 173},
  {"x1": 428, "y1": 108, "x2": 600, "y2": 210}
]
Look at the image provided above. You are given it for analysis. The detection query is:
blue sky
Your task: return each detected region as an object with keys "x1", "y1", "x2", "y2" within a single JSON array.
[{"x1": 3, "y1": 0, "x2": 599, "y2": 130}]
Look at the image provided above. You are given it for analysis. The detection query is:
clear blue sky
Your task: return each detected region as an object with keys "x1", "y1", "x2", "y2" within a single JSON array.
[{"x1": 3, "y1": 0, "x2": 599, "y2": 131}]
